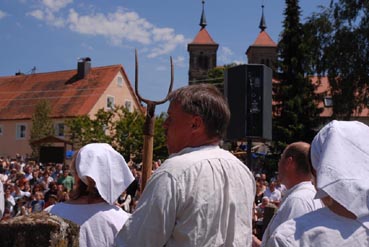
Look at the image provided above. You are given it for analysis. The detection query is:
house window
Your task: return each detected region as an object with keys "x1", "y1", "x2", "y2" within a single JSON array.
[
  {"x1": 0, "y1": 125, "x2": 3, "y2": 136},
  {"x1": 55, "y1": 123, "x2": 65, "y2": 137},
  {"x1": 324, "y1": 97, "x2": 333, "y2": 107},
  {"x1": 125, "y1": 100, "x2": 132, "y2": 112},
  {"x1": 107, "y1": 96, "x2": 115, "y2": 110},
  {"x1": 117, "y1": 76, "x2": 123, "y2": 87},
  {"x1": 16, "y1": 123, "x2": 27, "y2": 139}
]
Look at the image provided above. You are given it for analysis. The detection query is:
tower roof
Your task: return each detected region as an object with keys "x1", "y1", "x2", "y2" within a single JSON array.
[
  {"x1": 251, "y1": 30, "x2": 277, "y2": 47},
  {"x1": 190, "y1": 28, "x2": 217, "y2": 45}
]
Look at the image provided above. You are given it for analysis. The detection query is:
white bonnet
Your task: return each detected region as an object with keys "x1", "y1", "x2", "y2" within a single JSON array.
[
  {"x1": 311, "y1": 120, "x2": 369, "y2": 218},
  {"x1": 76, "y1": 143, "x2": 134, "y2": 205}
]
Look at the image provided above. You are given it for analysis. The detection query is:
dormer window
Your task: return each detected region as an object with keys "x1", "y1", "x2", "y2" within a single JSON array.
[
  {"x1": 117, "y1": 76, "x2": 123, "y2": 87},
  {"x1": 107, "y1": 96, "x2": 115, "y2": 110}
]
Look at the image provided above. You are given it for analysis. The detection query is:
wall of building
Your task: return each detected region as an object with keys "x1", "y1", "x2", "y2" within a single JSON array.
[
  {"x1": 0, "y1": 119, "x2": 32, "y2": 158},
  {"x1": 89, "y1": 71, "x2": 140, "y2": 116}
]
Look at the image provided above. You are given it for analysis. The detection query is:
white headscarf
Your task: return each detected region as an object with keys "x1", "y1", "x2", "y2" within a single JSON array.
[
  {"x1": 311, "y1": 120, "x2": 369, "y2": 218},
  {"x1": 76, "y1": 143, "x2": 134, "y2": 205}
]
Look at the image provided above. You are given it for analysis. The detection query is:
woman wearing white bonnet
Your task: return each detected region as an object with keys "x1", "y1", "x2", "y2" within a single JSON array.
[
  {"x1": 267, "y1": 120, "x2": 369, "y2": 246},
  {"x1": 45, "y1": 143, "x2": 134, "y2": 247}
]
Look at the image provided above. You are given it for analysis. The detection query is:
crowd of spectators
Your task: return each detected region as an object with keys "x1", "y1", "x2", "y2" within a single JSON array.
[
  {"x1": 0, "y1": 154, "x2": 151, "y2": 221},
  {"x1": 252, "y1": 173, "x2": 286, "y2": 239}
]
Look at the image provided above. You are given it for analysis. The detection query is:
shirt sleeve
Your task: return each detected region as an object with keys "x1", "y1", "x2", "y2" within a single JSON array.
[{"x1": 115, "y1": 170, "x2": 179, "y2": 247}]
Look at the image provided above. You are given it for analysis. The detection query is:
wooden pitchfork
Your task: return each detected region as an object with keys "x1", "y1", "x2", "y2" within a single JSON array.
[{"x1": 135, "y1": 49, "x2": 174, "y2": 191}]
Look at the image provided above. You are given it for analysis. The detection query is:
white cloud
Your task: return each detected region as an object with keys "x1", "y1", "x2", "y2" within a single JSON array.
[
  {"x1": 218, "y1": 46, "x2": 234, "y2": 64},
  {"x1": 27, "y1": 4, "x2": 188, "y2": 58},
  {"x1": 147, "y1": 27, "x2": 187, "y2": 58},
  {"x1": 42, "y1": 0, "x2": 73, "y2": 12},
  {"x1": 0, "y1": 10, "x2": 8, "y2": 19},
  {"x1": 28, "y1": 9, "x2": 44, "y2": 20},
  {"x1": 173, "y1": 56, "x2": 185, "y2": 68},
  {"x1": 27, "y1": 9, "x2": 65, "y2": 27},
  {"x1": 68, "y1": 9, "x2": 152, "y2": 45}
]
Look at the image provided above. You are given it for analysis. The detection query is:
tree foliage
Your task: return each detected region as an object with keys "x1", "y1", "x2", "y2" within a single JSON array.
[
  {"x1": 66, "y1": 106, "x2": 168, "y2": 162},
  {"x1": 207, "y1": 64, "x2": 238, "y2": 92},
  {"x1": 272, "y1": 0, "x2": 323, "y2": 153},
  {"x1": 30, "y1": 100, "x2": 55, "y2": 158},
  {"x1": 304, "y1": 0, "x2": 369, "y2": 119}
]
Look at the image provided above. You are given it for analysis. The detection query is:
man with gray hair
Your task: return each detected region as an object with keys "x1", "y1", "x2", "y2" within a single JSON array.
[{"x1": 116, "y1": 84, "x2": 255, "y2": 246}]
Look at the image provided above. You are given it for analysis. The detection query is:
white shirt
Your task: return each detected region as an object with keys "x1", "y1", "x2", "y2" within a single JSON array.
[
  {"x1": 46, "y1": 202, "x2": 130, "y2": 247},
  {"x1": 264, "y1": 188, "x2": 282, "y2": 203},
  {"x1": 262, "y1": 181, "x2": 323, "y2": 246},
  {"x1": 116, "y1": 145, "x2": 256, "y2": 247},
  {"x1": 268, "y1": 207, "x2": 369, "y2": 247}
]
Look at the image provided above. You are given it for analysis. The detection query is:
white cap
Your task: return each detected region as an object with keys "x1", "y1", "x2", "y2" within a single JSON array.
[
  {"x1": 311, "y1": 120, "x2": 369, "y2": 218},
  {"x1": 76, "y1": 143, "x2": 134, "y2": 205}
]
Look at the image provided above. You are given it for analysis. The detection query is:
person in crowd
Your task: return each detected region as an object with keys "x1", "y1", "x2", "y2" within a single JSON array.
[
  {"x1": 12, "y1": 196, "x2": 29, "y2": 217},
  {"x1": 30, "y1": 191, "x2": 45, "y2": 213},
  {"x1": 4, "y1": 184, "x2": 15, "y2": 215},
  {"x1": 116, "y1": 84, "x2": 256, "y2": 246},
  {"x1": 45, "y1": 143, "x2": 134, "y2": 247},
  {"x1": 0, "y1": 181, "x2": 4, "y2": 219},
  {"x1": 39, "y1": 170, "x2": 54, "y2": 190},
  {"x1": 44, "y1": 181, "x2": 58, "y2": 205},
  {"x1": 264, "y1": 181, "x2": 282, "y2": 206},
  {"x1": 57, "y1": 168, "x2": 74, "y2": 192},
  {"x1": 116, "y1": 191, "x2": 131, "y2": 213},
  {"x1": 268, "y1": 120, "x2": 369, "y2": 246},
  {"x1": 23, "y1": 164, "x2": 33, "y2": 181},
  {"x1": 254, "y1": 142, "x2": 323, "y2": 246},
  {"x1": 255, "y1": 179, "x2": 265, "y2": 206},
  {"x1": 51, "y1": 163, "x2": 63, "y2": 180}
]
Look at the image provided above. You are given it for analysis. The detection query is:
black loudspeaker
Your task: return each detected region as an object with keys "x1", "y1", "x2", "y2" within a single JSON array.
[{"x1": 224, "y1": 64, "x2": 272, "y2": 141}]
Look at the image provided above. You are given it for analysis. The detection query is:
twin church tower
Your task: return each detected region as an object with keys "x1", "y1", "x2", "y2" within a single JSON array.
[{"x1": 187, "y1": 1, "x2": 277, "y2": 85}]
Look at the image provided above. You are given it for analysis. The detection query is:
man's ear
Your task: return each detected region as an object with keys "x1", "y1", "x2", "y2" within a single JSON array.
[
  {"x1": 191, "y1": 116, "x2": 203, "y2": 131},
  {"x1": 285, "y1": 156, "x2": 295, "y2": 171}
]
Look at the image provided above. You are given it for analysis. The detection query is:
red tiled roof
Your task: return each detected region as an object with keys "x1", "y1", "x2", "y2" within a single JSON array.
[
  {"x1": 251, "y1": 31, "x2": 277, "y2": 47},
  {"x1": 190, "y1": 28, "x2": 218, "y2": 45},
  {"x1": 0, "y1": 65, "x2": 141, "y2": 120}
]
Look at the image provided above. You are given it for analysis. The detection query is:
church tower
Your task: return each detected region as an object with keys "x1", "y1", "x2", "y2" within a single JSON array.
[
  {"x1": 187, "y1": 0, "x2": 218, "y2": 85},
  {"x1": 246, "y1": 5, "x2": 277, "y2": 70}
]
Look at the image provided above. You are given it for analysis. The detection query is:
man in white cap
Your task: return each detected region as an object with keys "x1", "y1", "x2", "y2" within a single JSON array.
[
  {"x1": 116, "y1": 84, "x2": 255, "y2": 246},
  {"x1": 267, "y1": 120, "x2": 369, "y2": 246},
  {"x1": 45, "y1": 143, "x2": 134, "y2": 247}
]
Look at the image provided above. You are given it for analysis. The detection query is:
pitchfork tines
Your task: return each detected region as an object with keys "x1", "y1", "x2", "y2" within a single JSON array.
[{"x1": 134, "y1": 49, "x2": 174, "y2": 106}]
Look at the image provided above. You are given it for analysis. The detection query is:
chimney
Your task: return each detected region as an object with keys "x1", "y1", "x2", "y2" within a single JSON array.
[{"x1": 77, "y1": 57, "x2": 91, "y2": 80}]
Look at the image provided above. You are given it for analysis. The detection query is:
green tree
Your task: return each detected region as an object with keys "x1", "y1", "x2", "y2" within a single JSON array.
[
  {"x1": 304, "y1": 0, "x2": 369, "y2": 119},
  {"x1": 30, "y1": 100, "x2": 55, "y2": 158},
  {"x1": 66, "y1": 106, "x2": 168, "y2": 162},
  {"x1": 272, "y1": 0, "x2": 323, "y2": 153}
]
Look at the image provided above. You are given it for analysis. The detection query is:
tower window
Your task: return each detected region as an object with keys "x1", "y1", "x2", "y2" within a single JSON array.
[{"x1": 198, "y1": 54, "x2": 209, "y2": 70}]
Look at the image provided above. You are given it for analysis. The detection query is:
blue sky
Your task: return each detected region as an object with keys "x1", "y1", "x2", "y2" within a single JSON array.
[{"x1": 0, "y1": 0, "x2": 330, "y2": 113}]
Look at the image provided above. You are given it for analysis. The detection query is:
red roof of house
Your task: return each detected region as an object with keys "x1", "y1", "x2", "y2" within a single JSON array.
[
  {"x1": 251, "y1": 31, "x2": 277, "y2": 47},
  {"x1": 0, "y1": 65, "x2": 141, "y2": 120},
  {"x1": 189, "y1": 28, "x2": 218, "y2": 45}
]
